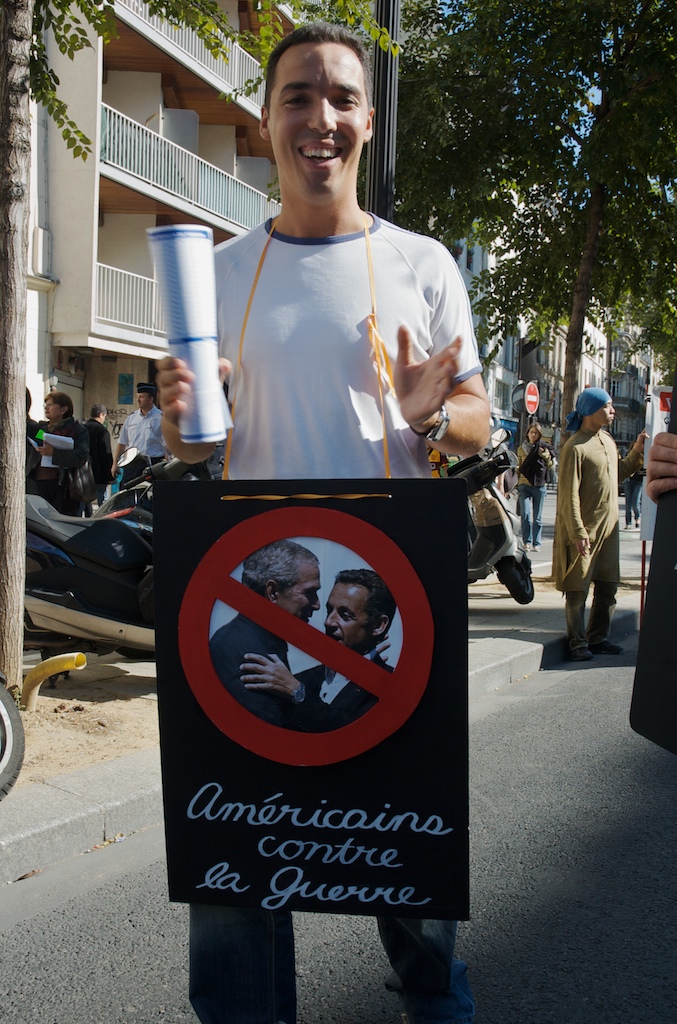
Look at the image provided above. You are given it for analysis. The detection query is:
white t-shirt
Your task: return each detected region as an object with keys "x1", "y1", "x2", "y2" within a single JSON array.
[{"x1": 214, "y1": 216, "x2": 482, "y2": 480}]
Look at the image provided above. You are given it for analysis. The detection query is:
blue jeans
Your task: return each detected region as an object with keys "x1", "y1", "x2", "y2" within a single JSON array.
[
  {"x1": 189, "y1": 905, "x2": 474, "y2": 1024},
  {"x1": 623, "y1": 478, "x2": 642, "y2": 525},
  {"x1": 518, "y1": 483, "x2": 546, "y2": 547}
]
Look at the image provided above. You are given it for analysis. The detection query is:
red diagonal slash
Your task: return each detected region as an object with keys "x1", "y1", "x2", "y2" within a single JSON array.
[{"x1": 219, "y1": 577, "x2": 393, "y2": 698}]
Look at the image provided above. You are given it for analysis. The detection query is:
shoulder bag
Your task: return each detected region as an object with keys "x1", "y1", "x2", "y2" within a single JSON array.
[{"x1": 67, "y1": 461, "x2": 97, "y2": 503}]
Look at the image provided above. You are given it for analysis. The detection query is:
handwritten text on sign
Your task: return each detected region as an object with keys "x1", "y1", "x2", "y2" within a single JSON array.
[{"x1": 188, "y1": 783, "x2": 452, "y2": 910}]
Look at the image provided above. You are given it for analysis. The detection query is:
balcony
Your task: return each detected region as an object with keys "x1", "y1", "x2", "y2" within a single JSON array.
[
  {"x1": 611, "y1": 395, "x2": 641, "y2": 414},
  {"x1": 114, "y1": 0, "x2": 265, "y2": 115},
  {"x1": 100, "y1": 104, "x2": 280, "y2": 234},
  {"x1": 96, "y1": 263, "x2": 165, "y2": 339}
]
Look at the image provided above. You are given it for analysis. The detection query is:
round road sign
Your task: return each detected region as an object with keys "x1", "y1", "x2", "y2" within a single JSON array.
[
  {"x1": 178, "y1": 507, "x2": 435, "y2": 766},
  {"x1": 525, "y1": 381, "x2": 540, "y2": 415}
]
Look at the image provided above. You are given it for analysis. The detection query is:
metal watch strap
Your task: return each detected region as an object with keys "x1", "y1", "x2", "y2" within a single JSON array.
[{"x1": 411, "y1": 406, "x2": 450, "y2": 442}]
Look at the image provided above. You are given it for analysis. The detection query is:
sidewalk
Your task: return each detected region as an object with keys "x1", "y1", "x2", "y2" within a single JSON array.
[{"x1": 0, "y1": 572, "x2": 642, "y2": 885}]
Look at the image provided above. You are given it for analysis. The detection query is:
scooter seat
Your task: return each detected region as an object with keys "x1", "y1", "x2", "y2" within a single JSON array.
[{"x1": 63, "y1": 518, "x2": 152, "y2": 571}]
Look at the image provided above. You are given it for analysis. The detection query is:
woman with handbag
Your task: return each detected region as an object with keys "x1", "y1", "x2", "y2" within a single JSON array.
[
  {"x1": 29, "y1": 391, "x2": 90, "y2": 515},
  {"x1": 517, "y1": 423, "x2": 553, "y2": 551}
]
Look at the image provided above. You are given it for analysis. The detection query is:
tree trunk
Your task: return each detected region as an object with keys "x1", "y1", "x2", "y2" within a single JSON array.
[
  {"x1": 0, "y1": 0, "x2": 34, "y2": 691},
  {"x1": 561, "y1": 181, "x2": 606, "y2": 434}
]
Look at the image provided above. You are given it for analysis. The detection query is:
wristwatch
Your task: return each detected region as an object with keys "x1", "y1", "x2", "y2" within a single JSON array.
[{"x1": 411, "y1": 406, "x2": 450, "y2": 443}]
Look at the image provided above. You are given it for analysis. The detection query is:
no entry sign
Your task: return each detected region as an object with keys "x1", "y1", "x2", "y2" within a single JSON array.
[
  {"x1": 525, "y1": 380, "x2": 540, "y2": 415},
  {"x1": 154, "y1": 478, "x2": 470, "y2": 919}
]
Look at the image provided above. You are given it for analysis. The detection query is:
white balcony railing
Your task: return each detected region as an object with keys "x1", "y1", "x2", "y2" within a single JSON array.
[
  {"x1": 100, "y1": 104, "x2": 280, "y2": 230},
  {"x1": 96, "y1": 263, "x2": 165, "y2": 337},
  {"x1": 115, "y1": 0, "x2": 265, "y2": 107}
]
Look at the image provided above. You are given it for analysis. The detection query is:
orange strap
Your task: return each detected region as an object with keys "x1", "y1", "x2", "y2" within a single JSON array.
[{"x1": 223, "y1": 214, "x2": 395, "y2": 480}]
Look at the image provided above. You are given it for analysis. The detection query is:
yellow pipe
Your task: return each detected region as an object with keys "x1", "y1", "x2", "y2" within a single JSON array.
[{"x1": 22, "y1": 653, "x2": 87, "y2": 712}]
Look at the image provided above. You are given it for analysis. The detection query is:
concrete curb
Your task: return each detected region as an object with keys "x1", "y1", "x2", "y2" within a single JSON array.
[{"x1": 0, "y1": 749, "x2": 162, "y2": 884}]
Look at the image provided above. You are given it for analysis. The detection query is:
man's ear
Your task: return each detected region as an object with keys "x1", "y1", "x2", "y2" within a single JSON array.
[
  {"x1": 264, "y1": 578, "x2": 278, "y2": 603},
  {"x1": 364, "y1": 107, "x2": 375, "y2": 144},
  {"x1": 260, "y1": 106, "x2": 270, "y2": 142},
  {"x1": 370, "y1": 614, "x2": 389, "y2": 639}
]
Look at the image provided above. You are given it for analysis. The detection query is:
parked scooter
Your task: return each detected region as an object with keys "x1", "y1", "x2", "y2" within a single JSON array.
[
  {"x1": 448, "y1": 430, "x2": 535, "y2": 604},
  {"x1": 25, "y1": 490, "x2": 155, "y2": 660},
  {"x1": 25, "y1": 448, "x2": 214, "y2": 665},
  {"x1": 94, "y1": 445, "x2": 219, "y2": 537}
]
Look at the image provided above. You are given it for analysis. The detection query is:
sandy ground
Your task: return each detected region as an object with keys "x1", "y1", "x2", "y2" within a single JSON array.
[{"x1": 16, "y1": 654, "x2": 159, "y2": 786}]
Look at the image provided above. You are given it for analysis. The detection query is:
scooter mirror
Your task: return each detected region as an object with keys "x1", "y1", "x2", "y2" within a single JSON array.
[
  {"x1": 117, "y1": 446, "x2": 140, "y2": 468},
  {"x1": 490, "y1": 428, "x2": 509, "y2": 447}
]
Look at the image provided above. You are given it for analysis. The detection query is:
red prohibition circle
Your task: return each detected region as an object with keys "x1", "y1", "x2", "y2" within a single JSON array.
[{"x1": 178, "y1": 506, "x2": 434, "y2": 766}]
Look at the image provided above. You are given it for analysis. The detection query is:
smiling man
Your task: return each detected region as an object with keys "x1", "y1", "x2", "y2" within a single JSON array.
[{"x1": 158, "y1": 20, "x2": 486, "y2": 1024}]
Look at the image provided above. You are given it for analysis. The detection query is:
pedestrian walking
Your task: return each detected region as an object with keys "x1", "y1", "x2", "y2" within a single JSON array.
[
  {"x1": 113, "y1": 382, "x2": 170, "y2": 484},
  {"x1": 622, "y1": 469, "x2": 643, "y2": 529},
  {"x1": 29, "y1": 391, "x2": 90, "y2": 516},
  {"x1": 517, "y1": 424, "x2": 553, "y2": 550},
  {"x1": 82, "y1": 404, "x2": 115, "y2": 514},
  {"x1": 553, "y1": 388, "x2": 646, "y2": 662}
]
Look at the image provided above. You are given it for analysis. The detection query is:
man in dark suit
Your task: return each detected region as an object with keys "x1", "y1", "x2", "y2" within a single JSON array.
[
  {"x1": 241, "y1": 568, "x2": 396, "y2": 731},
  {"x1": 209, "y1": 539, "x2": 320, "y2": 727}
]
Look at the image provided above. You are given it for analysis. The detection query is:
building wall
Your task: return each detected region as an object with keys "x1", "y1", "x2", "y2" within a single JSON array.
[
  {"x1": 199, "y1": 125, "x2": 237, "y2": 174},
  {"x1": 98, "y1": 214, "x2": 157, "y2": 279},
  {"x1": 102, "y1": 70, "x2": 163, "y2": 128},
  {"x1": 84, "y1": 355, "x2": 154, "y2": 444},
  {"x1": 48, "y1": 31, "x2": 102, "y2": 342},
  {"x1": 237, "y1": 156, "x2": 275, "y2": 195}
]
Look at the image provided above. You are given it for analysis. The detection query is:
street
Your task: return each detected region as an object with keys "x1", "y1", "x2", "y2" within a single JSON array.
[{"x1": 1, "y1": 633, "x2": 675, "y2": 1023}]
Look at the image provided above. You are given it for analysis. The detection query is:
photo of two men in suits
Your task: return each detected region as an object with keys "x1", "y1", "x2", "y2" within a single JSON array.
[{"x1": 208, "y1": 539, "x2": 397, "y2": 733}]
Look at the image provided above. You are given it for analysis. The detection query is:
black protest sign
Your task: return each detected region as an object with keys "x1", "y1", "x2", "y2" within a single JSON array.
[
  {"x1": 631, "y1": 365, "x2": 677, "y2": 755},
  {"x1": 154, "y1": 479, "x2": 469, "y2": 918}
]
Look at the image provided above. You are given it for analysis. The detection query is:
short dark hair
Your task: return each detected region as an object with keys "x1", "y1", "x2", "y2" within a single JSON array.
[
  {"x1": 45, "y1": 391, "x2": 73, "y2": 418},
  {"x1": 90, "y1": 404, "x2": 107, "y2": 419},
  {"x1": 242, "y1": 540, "x2": 319, "y2": 595},
  {"x1": 334, "y1": 569, "x2": 396, "y2": 629},
  {"x1": 264, "y1": 22, "x2": 373, "y2": 109}
]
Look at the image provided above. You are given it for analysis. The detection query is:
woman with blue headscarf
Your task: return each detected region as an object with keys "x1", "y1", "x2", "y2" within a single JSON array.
[{"x1": 552, "y1": 388, "x2": 647, "y2": 661}]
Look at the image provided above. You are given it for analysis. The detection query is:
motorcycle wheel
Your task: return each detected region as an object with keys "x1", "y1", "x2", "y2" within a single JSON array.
[
  {"x1": 0, "y1": 684, "x2": 25, "y2": 800},
  {"x1": 495, "y1": 555, "x2": 535, "y2": 605}
]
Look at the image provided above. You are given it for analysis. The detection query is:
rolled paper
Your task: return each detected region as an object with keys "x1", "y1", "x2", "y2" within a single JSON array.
[{"x1": 147, "y1": 224, "x2": 231, "y2": 444}]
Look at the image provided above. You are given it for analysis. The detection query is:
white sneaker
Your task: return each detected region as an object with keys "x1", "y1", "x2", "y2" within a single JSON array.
[
  {"x1": 534, "y1": 545, "x2": 541, "y2": 551},
  {"x1": 624, "y1": 524, "x2": 632, "y2": 530},
  {"x1": 524, "y1": 543, "x2": 531, "y2": 550}
]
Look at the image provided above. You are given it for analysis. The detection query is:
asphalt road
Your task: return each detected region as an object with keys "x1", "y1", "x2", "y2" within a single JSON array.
[{"x1": 1, "y1": 636, "x2": 675, "y2": 1024}]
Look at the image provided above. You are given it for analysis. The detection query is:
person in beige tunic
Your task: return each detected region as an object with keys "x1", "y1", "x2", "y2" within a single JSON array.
[{"x1": 553, "y1": 387, "x2": 646, "y2": 661}]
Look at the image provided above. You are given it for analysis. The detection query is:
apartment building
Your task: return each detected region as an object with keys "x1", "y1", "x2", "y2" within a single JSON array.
[
  {"x1": 27, "y1": 0, "x2": 288, "y2": 441},
  {"x1": 608, "y1": 331, "x2": 652, "y2": 453}
]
